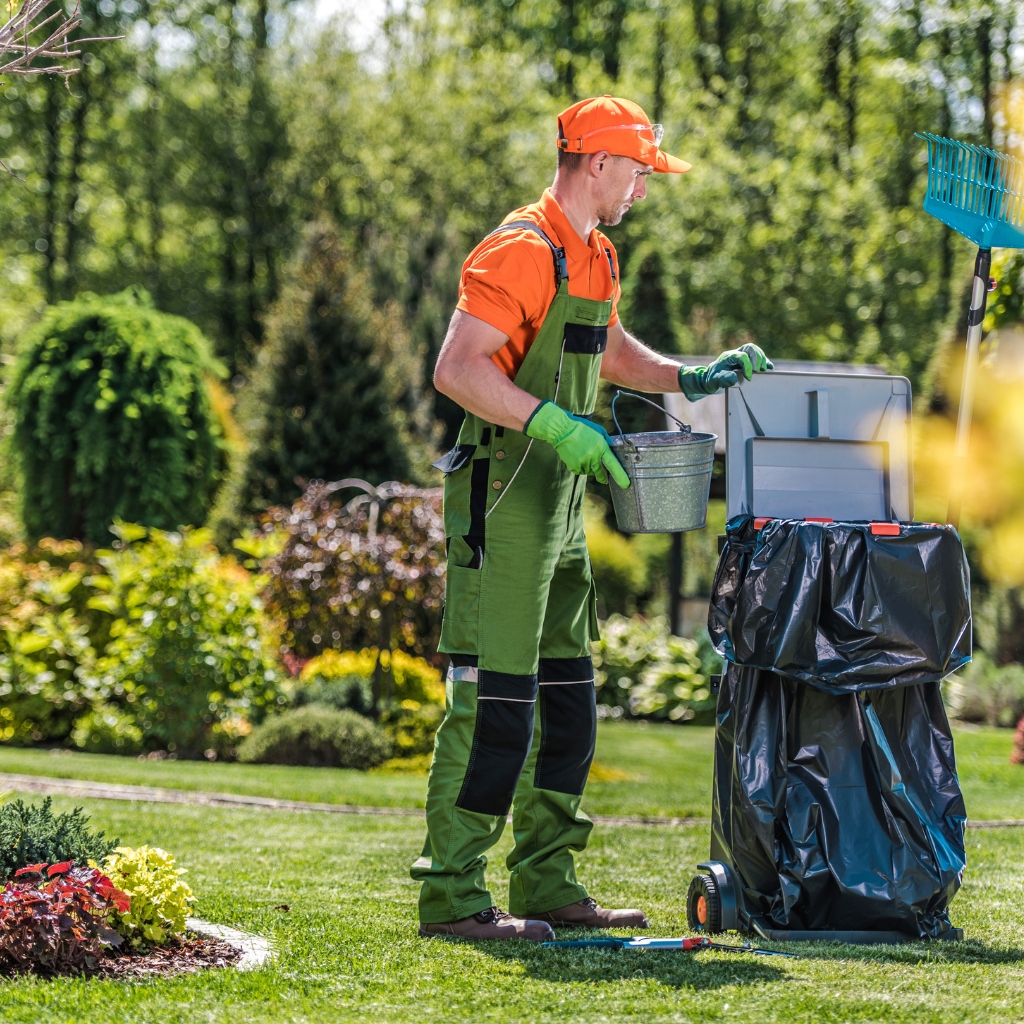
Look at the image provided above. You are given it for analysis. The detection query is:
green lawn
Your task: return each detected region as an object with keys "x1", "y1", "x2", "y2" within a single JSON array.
[
  {"x1": 1, "y1": 794, "x2": 1023, "y2": 1024},
  {"x1": 0, "y1": 721, "x2": 1019, "y2": 820}
]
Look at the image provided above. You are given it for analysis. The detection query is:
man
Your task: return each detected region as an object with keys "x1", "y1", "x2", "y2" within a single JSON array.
[{"x1": 412, "y1": 95, "x2": 772, "y2": 942}]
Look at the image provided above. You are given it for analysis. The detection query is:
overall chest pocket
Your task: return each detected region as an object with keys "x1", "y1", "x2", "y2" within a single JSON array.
[{"x1": 563, "y1": 323, "x2": 607, "y2": 354}]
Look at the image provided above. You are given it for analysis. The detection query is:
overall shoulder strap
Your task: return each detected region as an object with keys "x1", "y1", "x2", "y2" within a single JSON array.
[
  {"x1": 604, "y1": 246, "x2": 616, "y2": 284},
  {"x1": 485, "y1": 219, "x2": 568, "y2": 288}
]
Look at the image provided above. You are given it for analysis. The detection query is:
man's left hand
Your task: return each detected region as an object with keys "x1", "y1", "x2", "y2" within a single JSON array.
[{"x1": 678, "y1": 343, "x2": 774, "y2": 400}]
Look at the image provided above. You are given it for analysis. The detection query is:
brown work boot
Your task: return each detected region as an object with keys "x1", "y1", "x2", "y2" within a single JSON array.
[
  {"x1": 533, "y1": 897, "x2": 649, "y2": 930},
  {"x1": 418, "y1": 906, "x2": 556, "y2": 942}
]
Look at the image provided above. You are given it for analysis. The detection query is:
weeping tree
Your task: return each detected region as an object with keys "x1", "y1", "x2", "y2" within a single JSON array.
[{"x1": 7, "y1": 287, "x2": 232, "y2": 543}]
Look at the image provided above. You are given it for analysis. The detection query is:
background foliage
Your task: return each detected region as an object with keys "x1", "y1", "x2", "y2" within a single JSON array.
[{"x1": 2, "y1": 0, "x2": 1024, "y2": 747}]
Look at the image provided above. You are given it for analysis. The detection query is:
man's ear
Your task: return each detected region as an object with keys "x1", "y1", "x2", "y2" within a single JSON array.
[{"x1": 588, "y1": 150, "x2": 612, "y2": 177}]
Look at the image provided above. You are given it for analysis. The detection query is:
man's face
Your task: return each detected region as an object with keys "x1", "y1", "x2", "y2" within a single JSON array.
[{"x1": 595, "y1": 156, "x2": 652, "y2": 226}]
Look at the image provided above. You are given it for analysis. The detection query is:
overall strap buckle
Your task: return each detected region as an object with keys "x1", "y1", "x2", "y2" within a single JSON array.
[{"x1": 485, "y1": 219, "x2": 568, "y2": 288}]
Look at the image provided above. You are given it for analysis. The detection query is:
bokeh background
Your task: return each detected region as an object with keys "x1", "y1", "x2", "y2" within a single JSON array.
[{"x1": 3, "y1": 0, "x2": 1024, "y2": 756}]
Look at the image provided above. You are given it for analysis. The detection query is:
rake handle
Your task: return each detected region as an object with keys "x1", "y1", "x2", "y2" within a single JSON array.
[{"x1": 947, "y1": 247, "x2": 992, "y2": 530}]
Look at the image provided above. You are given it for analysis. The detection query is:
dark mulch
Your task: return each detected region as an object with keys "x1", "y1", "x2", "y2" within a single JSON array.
[{"x1": 1, "y1": 936, "x2": 242, "y2": 980}]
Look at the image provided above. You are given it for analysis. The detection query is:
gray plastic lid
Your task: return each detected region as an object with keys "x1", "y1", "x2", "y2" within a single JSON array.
[{"x1": 724, "y1": 370, "x2": 913, "y2": 522}]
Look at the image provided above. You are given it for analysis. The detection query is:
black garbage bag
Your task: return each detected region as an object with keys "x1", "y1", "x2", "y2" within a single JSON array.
[
  {"x1": 711, "y1": 664, "x2": 966, "y2": 938},
  {"x1": 709, "y1": 516, "x2": 971, "y2": 693}
]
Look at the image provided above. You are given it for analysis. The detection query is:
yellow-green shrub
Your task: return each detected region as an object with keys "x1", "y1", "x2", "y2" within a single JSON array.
[
  {"x1": 299, "y1": 648, "x2": 443, "y2": 704},
  {"x1": 100, "y1": 845, "x2": 194, "y2": 946}
]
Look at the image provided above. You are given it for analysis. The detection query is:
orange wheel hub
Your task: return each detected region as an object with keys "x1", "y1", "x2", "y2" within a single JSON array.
[{"x1": 697, "y1": 895, "x2": 707, "y2": 924}]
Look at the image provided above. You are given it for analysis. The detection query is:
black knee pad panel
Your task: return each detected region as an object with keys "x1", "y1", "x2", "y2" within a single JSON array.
[
  {"x1": 456, "y1": 670, "x2": 538, "y2": 817},
  {"x1": 535, "y1": 657, "x2": 597, "y2": 796}
]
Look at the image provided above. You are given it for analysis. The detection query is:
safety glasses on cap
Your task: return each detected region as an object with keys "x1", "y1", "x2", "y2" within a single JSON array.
[{"x1": 559, "y1": 122, "x2": 665, "y2": 150}]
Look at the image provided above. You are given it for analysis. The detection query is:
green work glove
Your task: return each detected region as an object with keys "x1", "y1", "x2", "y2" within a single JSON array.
[
  {"x1": 525, "y1": 400, "x2": 630, "y2": 489},
  {"x1": 678, "y1": 343, "x2": 774, "y2": 400}
]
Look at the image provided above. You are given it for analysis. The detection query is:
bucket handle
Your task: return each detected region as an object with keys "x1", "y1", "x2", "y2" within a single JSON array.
[{"x1": 611, "y1": 390, "x2": 691, "y2": 441}]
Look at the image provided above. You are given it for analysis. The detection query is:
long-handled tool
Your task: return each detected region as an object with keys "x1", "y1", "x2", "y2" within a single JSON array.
[
  {"x1": 542, "y1": 936, "x2": 798, "y2": 958},
  {"x1": 916, "y1": 133, "x2": 1024, "y2": 528}
]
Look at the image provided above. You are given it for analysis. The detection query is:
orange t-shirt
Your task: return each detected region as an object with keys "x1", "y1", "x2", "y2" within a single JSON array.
[{"x1": 455, "y1": 189, "x2": 621, "y2": 379}]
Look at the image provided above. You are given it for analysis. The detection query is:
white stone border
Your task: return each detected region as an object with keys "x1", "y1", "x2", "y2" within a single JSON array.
[{"x1": 185, "y1": 918, "x2": 276, "y2": 971}]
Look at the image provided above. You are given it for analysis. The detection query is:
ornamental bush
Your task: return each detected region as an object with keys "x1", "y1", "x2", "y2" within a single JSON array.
[
  {"x1": 100, "y1": 846, "x2": 194, "y2": 947},
  {"x1": 0, "y1": 798, "x2": 118, "y2": 880},
  {"x1": 0, "y1": 526, "x2": 283, "y2": 756},
  {"x1": 260, "y1": 479, "x2": 445, "y2": 660},
  {"x1": 75, "y1": 523, "x2": 283, "y2": 757},
  {"x1": 0, "y1": 862, "x2": 130, "y2": 974},
  {"x1": 237, "y1": 706, "x2": 392, "y2": 769},
  {"x1": 7, "y1": 287, "x2": 231, "y2": 544}
]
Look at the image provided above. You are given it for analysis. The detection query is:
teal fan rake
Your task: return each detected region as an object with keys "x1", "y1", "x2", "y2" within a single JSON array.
[{"x1": 917, "y1": 133, "x2": 1024, "y2": 528}]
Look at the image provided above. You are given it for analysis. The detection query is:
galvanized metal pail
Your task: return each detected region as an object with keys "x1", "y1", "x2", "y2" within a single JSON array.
[{"x1": 607, "y1": 391, "x2": 717, "y2": 534}]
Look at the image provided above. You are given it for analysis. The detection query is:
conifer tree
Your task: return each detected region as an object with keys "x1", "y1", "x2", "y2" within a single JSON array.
[{"x1": 237, "y1": 222, "x2": 439, "y2": 516}]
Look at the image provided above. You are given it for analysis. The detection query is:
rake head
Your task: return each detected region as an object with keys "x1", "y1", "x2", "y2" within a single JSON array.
[{"x1": 917, "y1": 132, "x2": 1024, "y2": 249}]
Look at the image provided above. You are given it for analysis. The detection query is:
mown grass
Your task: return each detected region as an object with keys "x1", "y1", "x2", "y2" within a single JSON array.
[
  {"x1": 1, "y1": 794, "x2": 1023, "y2": 1024},
  {"x1": 0, "y1": 720, "x2": 1018, "y2": 820}
]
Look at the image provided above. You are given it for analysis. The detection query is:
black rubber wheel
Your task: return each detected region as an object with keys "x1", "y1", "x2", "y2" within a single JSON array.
[{"x1": 686, "y1": 873, "x2": 723, "y2": 934}]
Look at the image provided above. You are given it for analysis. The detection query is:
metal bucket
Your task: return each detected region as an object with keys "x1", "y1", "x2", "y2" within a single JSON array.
[{"x1": 607, "y1": 391, "x2": 717, "y2": 534}]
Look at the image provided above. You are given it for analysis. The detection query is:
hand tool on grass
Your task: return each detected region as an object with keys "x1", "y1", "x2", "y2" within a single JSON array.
[
  {"x1": 541, "y1": 936, "x2": 798, "y2": 958},
  {"x1": 916, "y1": 133, "x2": 1024, "y2": 529}
]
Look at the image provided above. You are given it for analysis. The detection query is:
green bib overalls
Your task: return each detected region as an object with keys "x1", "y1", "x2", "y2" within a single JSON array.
[{"x1": 411, "y1": 220, "x2": 614, "y2": 923}]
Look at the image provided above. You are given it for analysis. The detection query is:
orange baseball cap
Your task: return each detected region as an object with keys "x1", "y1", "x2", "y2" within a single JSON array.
[{"x1": 556, "y1": 95, "x2": 691, "y2": 174}]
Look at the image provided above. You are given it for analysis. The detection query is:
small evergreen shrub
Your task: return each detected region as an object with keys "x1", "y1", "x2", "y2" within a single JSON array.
[
  {"x1": 292, "y1": 674, "x2": 373, "y2": 716},
  {"x1": 236, "y1": 222, "x2": 439, "y2": 516},
  {"x1": 237, "y1": 707, "x2": 392, "y2": 769},
  {"x1": 7, "y1": 287, "x2": 231, "y2": 544},
  {"x1": 100, "y1": 846, "x2": 194, "y2": 947},
  {"x1": 0, "y1": 798, "x2": 118, "y2": 880},
  {"x1": 294, "y1": 648, "x2": 445, "y2": 756},
  {"x1": 0, "y1": 862, "x2": 130, "y2": 974}
]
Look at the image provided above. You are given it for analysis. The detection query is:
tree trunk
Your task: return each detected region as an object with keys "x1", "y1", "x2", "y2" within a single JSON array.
[
  {"x1": 652, "y1": 7, "x2": 667, "y2": 123},
  {"x1": 977, "y1": 14, "x2": 993, "y2": 148},
  {"x1": 64, "y1": 60, "x2": 91, "y2": 295},
  {"x1": 41, "y1": 76, "x2": 62, "y2": 303}
]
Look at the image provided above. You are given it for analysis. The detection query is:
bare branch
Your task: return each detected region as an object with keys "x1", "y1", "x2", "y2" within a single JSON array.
[{"x1": 0, "y1": 0, "x2": 122, "y2": 79}]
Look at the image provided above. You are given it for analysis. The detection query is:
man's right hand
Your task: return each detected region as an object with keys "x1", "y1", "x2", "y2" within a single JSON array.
[{"x1": 525, "y1": 400, "x2": 630, "y2": 488}]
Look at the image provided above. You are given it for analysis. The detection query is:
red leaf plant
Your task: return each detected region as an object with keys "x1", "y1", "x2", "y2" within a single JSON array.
[{"x1": 0, "y1": 862, "x2": 131, "y2": 974}]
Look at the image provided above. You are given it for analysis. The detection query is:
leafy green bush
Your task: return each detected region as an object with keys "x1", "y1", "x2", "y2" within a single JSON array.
[
  {"x1": 0, "y1": 525, "x2": 283, "y2": 756},
  {"x1": 7, "y1": 287, "x2": 231, "y2": 544},
  {"x1": 100, "y1": 846, "x2": 194, "y2": 947},
  {"x1": 75, "y1": 523, "x2": 283, "y2": 757},
  {"x1": 237, "y1": 706, "x2": 392, "y2": 768},
  {"x1": 0, "y1": 540, "x2": 98, "y2": 745},
  {"x1": 0, "y1": 798, "x2": 118, "y2": 880},
  {"x1": 381, "y1": 701, "x2": 444, "y2": 757},
  {"x1": 944, "y1": 652, "x2": 1024, "y2": 727},
  {"x1": 585, "y1": 514, "x2": 648, "y2": 617},
  {"x1": 592, "y1": 614, "x2": 718, "y2": 724}
]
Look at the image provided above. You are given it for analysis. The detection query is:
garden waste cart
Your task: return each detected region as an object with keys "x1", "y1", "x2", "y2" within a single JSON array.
[{"x1": 685, "y1": 370, "x2": 971, "y2": 944}]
